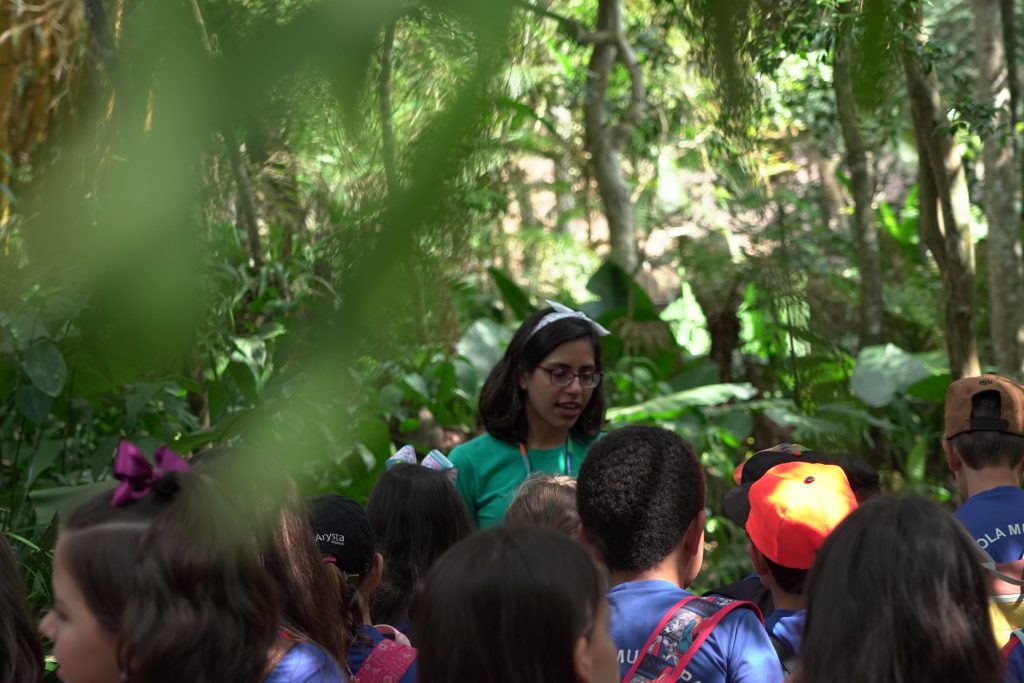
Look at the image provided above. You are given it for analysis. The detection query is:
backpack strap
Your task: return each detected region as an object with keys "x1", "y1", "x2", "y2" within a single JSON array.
[
  {"x1": 353, "y1": 638, "x2": 416, "y2": 683},
  {"x1": 622, "y1": 595, "x2": 762, "y2": 683},
  {"x1": 768, "y1": 632, "x2": 798, "y2": 675},
  {"x1": 1003, "y1": 629, "x2": 1024, "y2": 664}
]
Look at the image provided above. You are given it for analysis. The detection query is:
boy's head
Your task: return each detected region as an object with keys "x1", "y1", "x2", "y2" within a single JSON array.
[
  {"x1": 944, "y1": 374, "x2": 1024, "y2": 472},
  {"x1": 576, "y1": 426, "x2": 705, "y2": 581},
  {"x1": 746, "y1": 461, "x2": 857, "y2": 595}
]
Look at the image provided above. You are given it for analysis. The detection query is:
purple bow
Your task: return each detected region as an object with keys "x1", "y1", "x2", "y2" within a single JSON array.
[
  {"x1": 111, "y1": 440, "x2": 191, "y2": 507},
  {"x1": 385, "y1": 445, "x2": 457, "y2": 483}
]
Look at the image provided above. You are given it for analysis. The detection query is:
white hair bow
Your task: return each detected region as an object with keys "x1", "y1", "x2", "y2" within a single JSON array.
[{"x1": 530, "y1": 300, "x2": 611, "y2": 338}]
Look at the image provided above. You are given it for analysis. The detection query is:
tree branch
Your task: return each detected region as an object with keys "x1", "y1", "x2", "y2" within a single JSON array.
[{"x1": 512, "y1": 0, "x2": 614, "y2": 45}]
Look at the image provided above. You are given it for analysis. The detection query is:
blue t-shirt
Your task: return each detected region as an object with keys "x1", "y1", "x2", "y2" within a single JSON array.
[
  {"x1": 348, "y1": 625, "x2": 418, "y2": 683},
  {"x1": 607, "y1": 580, "x2": 783, "y2": 683},
  {"x1": 764, "y1": 608, "x2": 804, "y2": 658},
  {"x1": 954, "y1": 486, "x2": 1024, "y2": 563},
  {"x1": 267, "y1": 642, "x2": 348, "y2": 683}
]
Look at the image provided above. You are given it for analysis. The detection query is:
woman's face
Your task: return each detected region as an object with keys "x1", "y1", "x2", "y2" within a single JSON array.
[
  {"x1": 519, "y1": 338, "x2": 597, "y2": 442},
  {"x1": 40, "y1": 539, "x2": 121, "y2": 683}
]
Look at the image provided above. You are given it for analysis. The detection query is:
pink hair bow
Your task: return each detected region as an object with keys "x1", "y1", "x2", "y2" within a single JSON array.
[
  {"x1": 385, "y1": 445, "x2": 457, "y2": 483},
  {"x1": 111, "y1": 440, "x2": 191, "y2": 507}
]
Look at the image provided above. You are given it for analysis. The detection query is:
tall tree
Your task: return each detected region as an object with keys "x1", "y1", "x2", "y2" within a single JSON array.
[
  {"x1": 832, "y1": 0, "x2": 883, "y2": 346},
  {"x1": 902, "y1": 10, "x2": 980, "y2": 379},
  {"x1": 975, "y1": 0, "x2": 1024, "y2": 372}
]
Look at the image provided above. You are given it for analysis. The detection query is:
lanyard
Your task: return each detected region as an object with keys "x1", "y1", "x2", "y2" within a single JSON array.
[{"x1": 517, "y1": 439, "x2": 574, "y2": 478}]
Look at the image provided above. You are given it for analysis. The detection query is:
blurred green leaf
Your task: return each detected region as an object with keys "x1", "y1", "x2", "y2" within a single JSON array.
[
  {"x1": 15, "y1": 384, "x2": 54, "y2": 424},
  {"x1": 23, "y1": 342, "x2": 67, "y2": 398},
  {"x1": 608, "y1": 383, "x2": 756, "y2": 421}
]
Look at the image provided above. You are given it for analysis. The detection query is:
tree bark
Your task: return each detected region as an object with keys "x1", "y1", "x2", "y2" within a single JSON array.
[
  {"x1": 583, "y1": 0, "x2": 642, "y2": 274},
  {"x1": 833, "y1": 1, "x2": 883, "y2": 347},
  {"x1": 902, "y1": 42, "x2": 980, "y2": 379},
  {"x1": 975, "y1": 0, "x2": 1024, "y2": 372},
  {"x1": 0, "y1": 1, "x2": 19, "y2": 236}
]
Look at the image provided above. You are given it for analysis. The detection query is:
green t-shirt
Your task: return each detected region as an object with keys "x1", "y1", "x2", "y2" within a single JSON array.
[{"x1": 449, "y1": 432, "x2": 593, "y2": 529}]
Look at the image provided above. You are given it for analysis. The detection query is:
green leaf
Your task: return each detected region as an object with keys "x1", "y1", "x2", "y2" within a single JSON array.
[
  {"x1": 456, "y1": 319, "x2": 512, "y2": 380},
  {"x1": 608, "y1": 383, "x2": 757, "y2": 421},
  {"x1": 14, "y1": 384, "x2": 53, "y2": 424},
  {"x1": 22, "y1": 341, "x2": 67, "y2": 397},
  {"x1": 850, "y1": 344, "x2": 932, "y2": 407},
  {"x1": 904, "y1": 434, "x2": 928, "y2": 484},
  {"x1": 584, "y1": 260, "x2": 658, "y2": 321},
  {"x1": 488, "y1": 267, "x2": 533, "y2": 320},
  {"x1": 30, "y1": 482, "x2": 113, "y2": 526},
  {"x1": 27, "y1": 440, "x2": 62, "y2": 488}
]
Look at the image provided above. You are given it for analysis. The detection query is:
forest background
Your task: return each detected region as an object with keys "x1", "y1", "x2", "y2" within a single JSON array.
[{"x1": 2, "y1": 0, "x2": 1023, "y2": 668}]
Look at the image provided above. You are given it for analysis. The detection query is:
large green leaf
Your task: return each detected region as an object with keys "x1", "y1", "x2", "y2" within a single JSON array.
[
  {"x1": 14, "y1": 384, "x2": 53, "y2": 424},
  {"x1": 456, "y1": 319, "x2": 512, "y2": 380},
  {"x1": 27, "y1": 440, "x2": 62, "y2": 488},
  {"x1": 608, "y1": 383, "x2": 757, "y2": 421},
  {"x1": 30, "y1": 481, "x2": 114, "y2": 525},
  {"x1": 488, "y1": 267, "x2": 533, "y2": 320},
  {"x1": 22, "y1": 341, "x2": 67, "y2": 398},
  {"x1": 850, "y1": 344, "x2": 933, "y2": 407},
  {"x1": 584, "y1": 260, "x2": 658, "y2": 321}
]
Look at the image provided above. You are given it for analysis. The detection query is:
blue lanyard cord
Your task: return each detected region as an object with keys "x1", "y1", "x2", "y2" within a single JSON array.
[{"x1": 517, "y1": 439, "x2": 574, "y2": 477}]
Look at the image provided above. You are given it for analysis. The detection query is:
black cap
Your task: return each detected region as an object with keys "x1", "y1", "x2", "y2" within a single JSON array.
[
  {"x1": 309, "y1": 494, "x2": 375, "y2": 575},
  {"x1": 721, "y1": 444, "x2": 826, "y2": 528}
]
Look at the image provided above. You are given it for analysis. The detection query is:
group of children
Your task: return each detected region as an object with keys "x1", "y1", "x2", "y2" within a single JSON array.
[{"x1": 2, "y1": 301, "x2": 1024, "y2": 683}]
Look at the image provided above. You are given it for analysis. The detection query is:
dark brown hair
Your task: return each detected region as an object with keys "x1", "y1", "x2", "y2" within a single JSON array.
[
  {"x1": 367, "y1": 464, "x2": 474, "y2": 628},
  {"x1": 949, "y1": 391, "x2": 1024, "y2": 469},
  {"x1": 478, "y1": 308, "x2": 605, "y2": 444},
  {"x1": 413, "y1": 526, "x2": 602, "y2": 683},
  {"x1": 61, "y1": 472, "x2": 279, "y2": 683},
  {"x1": 505, "y1": 474, "x2": 579, "y2": 536},
  {"x1": 799, "y1": 496, "x2": 1001, "y2": 683},
  {"x1": 193, "y1": 447, "x2": 351, "y2": 666},
  {"x1": 0, "y1": 535, "x2": 44, "y2": 683}
]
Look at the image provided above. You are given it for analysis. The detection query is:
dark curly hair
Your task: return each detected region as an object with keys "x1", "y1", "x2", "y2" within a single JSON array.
[
  {"x1": 576, "y1": 426, "x2": 705, "y2": 573},
  {"x1": 478, "y1": 307, "x2": 605, "y2": 445}
]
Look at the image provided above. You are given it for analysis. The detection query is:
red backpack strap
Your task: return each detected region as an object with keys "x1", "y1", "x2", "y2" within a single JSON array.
[
  {"x1": 353, "y1": 638, "x2": 416, "y2": 683},
  {"x1": 1003, "y1": 629, "x2": 1024, "y2": 664},
  {"x1": 622, "y1": 595, "x2": 762, "y2": 683}
]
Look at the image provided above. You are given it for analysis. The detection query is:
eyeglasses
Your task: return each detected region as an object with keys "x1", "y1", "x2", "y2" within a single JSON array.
[{"x1": 537, "y1": 366, "x2": 603, "y2": 389}]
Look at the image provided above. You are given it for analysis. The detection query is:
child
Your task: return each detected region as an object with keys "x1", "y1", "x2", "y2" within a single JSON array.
[
  {"x1": 743, "y1": 461, "x2": 858, "y2": 672},
  {"x1": 943, "y1": 374, "x2": 1024, "y2": 643},
  {"x1": 0, "y1": 534, "x2": 43, "y2": 683},
  {"x1": 505, "y1": 473, "x2": 580, "y2": 536},
  {"x1": 449, "y1": 301, "x2": 608, "y2": 528},
  {"x1": 39, "y1": 445, "x2": 282, "y2": 682},
  {"x1": 366, "y1": 462, "x2": 473, "y2": 632},
  {"x1": 576, "y1": 426, "x2": 783, "y2": 683},
  {"x1": 310, "y1": 494, "x2": 418, "y2": 683},
  {"x1": 413, "y1": 526, "x2": 618, "y2": 683},
  {"x1": 193, "y1": 444, "x2": 351, "y2": 674},
  {"x1": 797, "y1": 496, "x2": 1001, "y2": 683}
]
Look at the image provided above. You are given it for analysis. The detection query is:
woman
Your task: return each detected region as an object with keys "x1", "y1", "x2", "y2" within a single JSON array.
[
  {"x1": 797, "y1": 496, "x2": 1001, "y2": 683},
  {"x1": 449, "y1": 301, "x2": 608, "y2": 528},
  {"x1": 412, "y1": 526, "x2": 618, "y2": 683}
]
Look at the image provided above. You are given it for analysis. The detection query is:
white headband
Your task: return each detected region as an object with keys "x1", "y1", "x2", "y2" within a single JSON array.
[{"x1": 529, "y1": 300, "x2": 611, "y2": 339}]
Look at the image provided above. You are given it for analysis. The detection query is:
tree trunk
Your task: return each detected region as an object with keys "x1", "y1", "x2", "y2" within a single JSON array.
[
  {"x1": 0, "y1": 2, "x2": 18, "y2": 237},
  {"x1": 224, "y1": 130, "x2": 263, "y2": 270},
  {"x1": 976, "y1": 0, "x2": 1024, "y2": 372},
  {"x1": 583, "y1": 0, "x2": 642, "y2": 274},
  {"x1": 903, "y1": 43, "x2": 980, "y2": 379},
  {"x1": 833, "y1": 1, "x2": 883, "y2": 347}
]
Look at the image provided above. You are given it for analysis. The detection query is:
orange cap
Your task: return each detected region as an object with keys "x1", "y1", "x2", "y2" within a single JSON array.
[{"x1": 746, "y1": 461, "x2": 858, "y2": 570}]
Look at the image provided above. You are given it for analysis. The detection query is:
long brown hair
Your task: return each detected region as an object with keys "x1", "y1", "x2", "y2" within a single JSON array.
[
  {"x1": 0, "y1": 535, "x2": 44, "y2": 683},
  {"x1": 61, "y1": 472, "x2": 279, "y2": 683}
]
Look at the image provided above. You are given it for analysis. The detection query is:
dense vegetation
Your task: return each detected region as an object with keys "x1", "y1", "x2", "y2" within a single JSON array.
[{"x1": 1, "y1": 0, "x2": 1022, "y2": 669}]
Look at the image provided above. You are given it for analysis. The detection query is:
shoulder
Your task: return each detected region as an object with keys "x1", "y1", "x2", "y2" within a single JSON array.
[
  {"x1": 449, "y1": 433, "x2": 515, "y2": 463},
  {"x1": 268, "y1": 642, "x2": 347, "y2": 683}
]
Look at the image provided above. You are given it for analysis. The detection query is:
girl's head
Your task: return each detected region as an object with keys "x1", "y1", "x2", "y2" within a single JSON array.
[
  {"x1": 367, "y1": 464, "x2": 474, "y2": 627},
  {"x1": 413, "y1": 526, "x2": 618, "y2": 683},
  {"x1": 479, "y1": 306, "x2": 606, "y2": 445},
  {"x1": 0, "y1": 535, "x2": 44, "y2": 683},
  {"x1": 505, "y1": 474, "x2": 580, "y2": 536},
  {"x1": 40, "y1": 471, "x2": 279, "y2": 683},
  {"x1": 192, "y1": 446, "x2": 350, "y2": 665},
  {"x1": 800, "y1": 496, "x2": 1000, "y2": 683}
]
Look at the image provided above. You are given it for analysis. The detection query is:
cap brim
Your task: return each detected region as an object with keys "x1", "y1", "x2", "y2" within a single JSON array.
[{"x1": 723, "y1": 483, "x2": 754, "y2": 528}]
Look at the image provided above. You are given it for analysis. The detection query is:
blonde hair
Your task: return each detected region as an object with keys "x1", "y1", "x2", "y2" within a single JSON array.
[{"x1": 505, "y1": 474, "x2": 579, "y2": 536}]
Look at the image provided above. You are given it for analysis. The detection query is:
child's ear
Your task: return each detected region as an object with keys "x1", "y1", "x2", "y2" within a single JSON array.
[
  {"x1": 573, "y1": 633, "x2": 592, "y2": 683},
  {"x1": 366, "y1": 553, "x2": 384, "y2": 593},
  {"x1": 944, "y1": 440, "x2": 962, "y2": 473},
  {"x1": 577, "y1": 523, "x2": 604, "y2": 565},
  {"x1": 682, "y1": 508, "x2": 706, "y2": 557}
]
